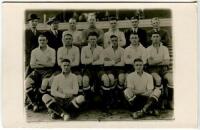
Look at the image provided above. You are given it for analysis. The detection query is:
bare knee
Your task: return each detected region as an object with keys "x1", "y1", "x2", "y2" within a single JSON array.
[
  {"x1": 41, "y1": 78, "x2": 49, "y2": 90},
  {"x1": 118, "y1": 73, "x2": 125, "y2": 85},
  {"x1": 101, "y1": 74, "x2": 109, "y2": 87},
  {"x1": 151, "y1": 72, "x2": 162, "y2": 86},
  {"x1": 77, "y1": 75, "x2": 83, "y2": 87},
  {"x1": 108, "y1": 73, "x2": 115, "y2": 86},
  {"x1": 82, "y1": 75, "x2": 90, "y2": 88},
  {"x1": 164, "y1": 72, "x2": 173, "y2": 87}
]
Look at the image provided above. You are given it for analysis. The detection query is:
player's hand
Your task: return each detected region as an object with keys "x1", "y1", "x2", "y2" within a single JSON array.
[
  {"x1": 114, "y1": 57, "x2": 121, "y2": 63},
  {"x1": 127, "y1": 55, "x2": 132, "y2": 59},
  {"x1": 47, "y1": 57, "x2": 52, "y2": 62},
  {"x1": 104, "y1": 57, "x2": 111, "y2": 61},
  {"x1": 64, "y1": 94, "x2": 73, "y2": 99}
]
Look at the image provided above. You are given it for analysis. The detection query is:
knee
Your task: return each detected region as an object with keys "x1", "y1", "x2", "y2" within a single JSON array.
[
  {"x1": 151, "y1": 72, "x2": 162, "y2": 86},
  {"x1": 151, "y1": 88, "x2": 161, "y2": 101},
  {"x1": 101, "y1": 74, "x2": 109, "y2": 87},
  {"x1": 164, "y1": 72, "x2": 173, "y2": 87},
  {"x1": 75, "y1": 95, "x2": 85, "y2": 105},
  {"x1": 82, "y1": 75, "x2": 90, "y2": 87},
  {"x1": 118, "y1": 73, "x2": 125, "y2": 85},
  {"x1": 124, "y1": 88, "x2": 135, "y2": 101},
  {"x1": 77, "y1": 75, "x2": 83, "y2": 87},
  {"x1": 108, "y1": 73, "x2": 115, "y2": 86},
  {"x1": 41, "y1": 78, "x2": 49, "y2": 90},
  {"x1": 25, "y1": 77, "x2": 34, "y2": 92},
  {"x1": 42, "y1": 94, "x2": 55, "y2": 107}
]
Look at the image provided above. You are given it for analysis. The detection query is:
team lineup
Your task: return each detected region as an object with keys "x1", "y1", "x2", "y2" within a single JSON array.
[{"x1": 25, "y1": 13, "x2": 173, "y2": 121}]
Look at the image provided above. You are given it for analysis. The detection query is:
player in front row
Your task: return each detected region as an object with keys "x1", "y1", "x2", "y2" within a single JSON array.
[
  {"x1": 25, "y1": 34, "x2": 56, "y2": 112},
  {"x1": 42, "y1": 59, "x2": 85, "y2": 120},
  {"x1": 100, "y1": 35, "x2": 126, "y2": 110},
  {"x1": 124, "y1": 58, "x2": 161, "y2": 119}
]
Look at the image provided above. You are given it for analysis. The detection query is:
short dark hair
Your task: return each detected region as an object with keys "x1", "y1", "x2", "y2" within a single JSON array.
[
  {"x1": 130, "y1": 33, "x2": 139, "y2": 37},
  {"x1": 109, "y1": 17, "x2": 118, "y2": 21},
  {"x1": 133, "y1": 58, "x2": 143, "y2": 64},
  {"x1": 131, "y1": 15, "x2": 139, "y2": 20},
  {"x1": 110, "y1": 35, "x2": 118, "y2": 39},
  {"x1": 151, "y1": 32, "x2": 160, "y2": 36},
  {"x1": 61, "y1": 58, "x2": 71, "y2": 64},
  {"x1": 87, "y1": 31, "x2": 98, "y2": 39},
  {"x1": 38, "y1": 33, "x2": 47, "y2": 39}
]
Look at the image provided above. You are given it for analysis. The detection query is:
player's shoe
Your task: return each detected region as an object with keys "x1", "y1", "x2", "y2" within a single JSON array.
[{"x1": 131, "y1": 110, "x2": 144, "y2": 119}]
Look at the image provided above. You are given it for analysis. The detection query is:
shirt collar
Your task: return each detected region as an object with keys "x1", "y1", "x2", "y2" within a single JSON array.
[
  {"x1": 132, "y1": 27, "x2": 138, "y2": 32},
  {"x1": 153, "y1": 28, "x2": 160, "y2": 32},
  {"x1": 88, "y1": 25, "x2": 97, "y2": 29},
  {"x1": 129, "y1": 42, "x2": 141, "y2": 48},
  {"x1": 39, "y1": 45, "x2": 49, "y2": 50}
]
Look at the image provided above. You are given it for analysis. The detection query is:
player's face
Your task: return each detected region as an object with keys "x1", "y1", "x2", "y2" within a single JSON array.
[
  {"x1": 151, "y1": 34, "x2": 161, "y2": 43},
  {"x1": 38, "y1": 36, "x2": 48, "y2": 48},
  {"x1": 134, "y1": 61, "x2": 144, "y2": 72},
  {"x1": 29, "y1": 19, "x2": 38, "y2": 28},
  {"x1": 63, "y1": 35, "x2": 73, "y2": 46},
  {"x1": 88, "y1": 17, "x2": 96, "y2": 26},
  {"x1": 131, "y1": 19, "x2": 139, "y2": 28},
  {"x1": 61, "y1": 62, "x2": 71, "y2": 73},
  {"x1": 69, "y1": 19, "x2": 76, "y2": 29},
  {"x1": 110, "y1": 20, "x2": 117, "y2": 29},
  {"x1": 151, "y1": 19, "x2": 160, "y2": 28},
  {"x1": 130, "y1": 34, "x2": 139, "y2": 44},
  {"x1": 88, "y1": 36, "x2": 97, "y2": 45},
  {"x1": 51, "y1": 22, "x2": 59, "y2": 30},
  {"x1": 110, "y1": 37, "x2": 118, "y2": 48}
]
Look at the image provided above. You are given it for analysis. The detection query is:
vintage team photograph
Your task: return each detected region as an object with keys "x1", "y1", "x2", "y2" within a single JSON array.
[{"x1": 24, "y1": 8, "x2": 173, "y2": 122}]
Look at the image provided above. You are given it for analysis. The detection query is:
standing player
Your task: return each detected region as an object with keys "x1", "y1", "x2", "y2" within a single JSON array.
[
  {"x1": 81, "y1": 32, "x2": 104, "y2": 108},
  {"x1": 146, "y1": 32, "x2": 172, "y2": 109},
  {"x1": 25, "y1": 34, "x2": 56, "y2": 112},
  {"x1": 124, "y1": 58, "x2": 161, "y2": 119},
  {"x1": 82, "y1": 14, "x2": 104, "y2": 46},
  {"x1": 103, "y1": 17, "x2": 126, "y2": 48},
  {"x1": 100, "y1": 35, "x2": 125, "y2": 110},
  {"x1": 42, "y1": 59, "x2": 85, "y2": 120},
  {"x1": 124, "y1": 33, "x2": 147, "y2": 74},
  {"x1": 147, "y1": 17, "x2": 170, "y2": 47},
  {"x1": 125, "y1": 16, "x2": 147, "y2": 48},
  {"x1": 64, "y1": 18, "x2": 83, "y2": 48},
  {"x1": 25, "y1": 14, "x2": 41, "y2": 77}
]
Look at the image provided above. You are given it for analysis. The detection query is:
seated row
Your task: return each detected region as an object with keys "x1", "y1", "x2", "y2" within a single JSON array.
[
  {"x1": 30, "y1": 32, "x2": 170, "y2": 69},
  {"x1": 25, "y1": 14, "x2": 171, "y2": 68}
]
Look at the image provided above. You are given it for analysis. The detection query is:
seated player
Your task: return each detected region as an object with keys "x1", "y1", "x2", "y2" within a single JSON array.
[
  {"x1": 124, "y1": 58, "x2": 161, "y2": 119},
  {"x1": 146, "y1": 32, "x2": 172, "y2": 109},
  {"x1": 25, "y1": 34, "x2": 56, "y2": 112},
  {"x1": 39, "y1": 32, "x2": 82, "y2": 97},
  {"x1": 124, "y1": 33, "x2": 147, "y2": 74},
  {"x1": 81, "y1": 31, "x2": 104, "y2": 108},
  {"x1": 100, "y1": 35, "x2": 125, "y2": 110},
  {"x1": 42, "y1": 59, "x2": 85, "y2": 120}
]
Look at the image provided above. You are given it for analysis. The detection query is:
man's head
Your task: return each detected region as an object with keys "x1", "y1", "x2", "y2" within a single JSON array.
[
  {"x1": 87, "y1": 14, "x2": 96, "y2": 27},
  {"x1": 38, "y1": 34, "x2": 48, "y2": 48},
  {"x1": 151, "y1": 17, "x2": 160, "y2": 29},
  {"x1": 47, "y1": 16, "x2": 59, "y2": 30},
  {"x1": 62, "y1": 32, "x2": 73, "y2": 46},
  {"x1": 130, "y1": 33, "x2": 139, "y2": 45},
  {"x1": 151, "y1": 32, "x2": 161, "y2": 44},
  {"x1": 133, "y1": 58, "x2": 144, "y2": 73},
  {"x1": 61, "y1": 59, "x2": 71, "y2": 73},
  {"x1": 27, "y1": 14, "x2": 40, "y2": 29},
  {"x1": 130, "y1": 16, "x2": 139, "y2": 28},
  {"x1": 109, "y1": 17, "x2": 117, "y2": 29},
  {"x1": 88, "y1": 32, "x2": 98, "y2": 46},
  {"x1": 69, "y1": 18, "x2": 77, "y2": 30},
  {"x1": 110, "y1": 35, "x2": 118, "y2": 48}
]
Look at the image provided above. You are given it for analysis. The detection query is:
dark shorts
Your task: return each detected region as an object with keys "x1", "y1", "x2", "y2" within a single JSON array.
[{"x1": 147, "y1": 65, "x2": 169, "y2": 77}]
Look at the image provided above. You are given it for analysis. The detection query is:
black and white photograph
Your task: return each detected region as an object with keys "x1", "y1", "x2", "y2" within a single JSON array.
[
  {"x1": 2, "y1": 2, "x2": 198, "y2": 128},
  {"x1": 24, "y1": 8, "x2": 173, "y2": 122}
]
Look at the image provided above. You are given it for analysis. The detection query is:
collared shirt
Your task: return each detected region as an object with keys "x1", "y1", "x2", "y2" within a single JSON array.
[
  {"x1": 132, "y1": 27, "x2": 138, "y2": 33},
  {"x1": 127, "y1": 71, "x2": 154, "y2": 91},
  {"x1": 57, "y1": 46, "x2": 80, "y2": 67},
  {"x1": 102, "y1": 46, "x2": 125, "y2": 66},
  {"x1": 146, "y1": 43, "x2": 170, "y2": 63},
  {"x1": 51, "y1": 72, "x2": 79, "y2": 98},
  {"x1": 104, "y1": 28, "x2": 126, "y2": 48},
  {"x1": 124, "y1": 43, "x2": 147, "y2": 64},
  {"x1": 64, "y1": 29, "x2": 83, "y2": 46},
  {"x1": 30, "y1": 46, "x2": 56, "y2": 68},
  {"x1": 81, "y1": 44, "x2": 103, "y2": 65}
]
